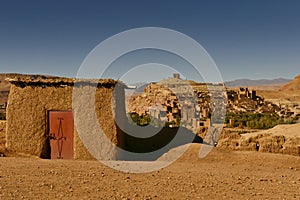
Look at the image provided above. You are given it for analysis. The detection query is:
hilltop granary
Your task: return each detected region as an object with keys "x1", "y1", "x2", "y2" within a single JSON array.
[{"x1": 5, "y1": 75, "x2": 126, "y2": 160}]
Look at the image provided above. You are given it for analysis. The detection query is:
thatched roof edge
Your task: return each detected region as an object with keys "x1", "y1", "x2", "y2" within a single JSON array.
[{"x1": 5, "y1": 74, "x2": 126, "y2": 88}]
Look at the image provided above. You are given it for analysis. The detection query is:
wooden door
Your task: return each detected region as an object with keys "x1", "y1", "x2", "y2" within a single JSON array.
[{"x1": 49, "y1": 111, "x2": 74, "y2": 159}]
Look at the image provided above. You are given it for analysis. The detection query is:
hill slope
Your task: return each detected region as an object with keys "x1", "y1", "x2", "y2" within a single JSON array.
[
  {"x1": 0, "y1": 74, "x2": 10, "y2": 91},
  {"x1": 0, "y1": 74, "x2": 10, "y2": 105},
  {"x1": 279, "y1": 74, "x2": 300, "y2": 92}
]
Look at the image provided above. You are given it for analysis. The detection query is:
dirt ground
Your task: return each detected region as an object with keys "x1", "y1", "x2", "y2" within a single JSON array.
[{"x1": 0, "y1": 144, "x2": 299, "y2": 199}]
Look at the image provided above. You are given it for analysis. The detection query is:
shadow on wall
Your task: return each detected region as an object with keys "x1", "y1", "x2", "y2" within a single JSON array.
[{"x1": 116, "y1": 123, "x2": 203, "y2": 161}]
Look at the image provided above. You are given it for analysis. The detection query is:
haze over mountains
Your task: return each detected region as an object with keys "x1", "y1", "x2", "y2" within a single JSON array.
[{"x1": 224, "y1": 78, "x2": 292, "y2": 88}]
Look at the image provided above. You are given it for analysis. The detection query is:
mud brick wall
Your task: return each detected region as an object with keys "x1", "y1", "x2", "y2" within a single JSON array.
[
  {"x1": 217, "y1": 130, "x2": 300, "y2": 156},
  {"x1": 6, "y1": 77, "x2": 124, "y2": 160}
]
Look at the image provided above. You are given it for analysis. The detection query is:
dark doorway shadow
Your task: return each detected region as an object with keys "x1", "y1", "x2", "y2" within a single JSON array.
[{"x1": 117, "y1": 123, "x2": 203, "y2": 161}]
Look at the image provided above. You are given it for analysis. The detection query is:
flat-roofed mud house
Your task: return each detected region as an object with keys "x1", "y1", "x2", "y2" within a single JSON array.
[{"x1": 5, "y1": 75, "x2": 126, "y2": 160}]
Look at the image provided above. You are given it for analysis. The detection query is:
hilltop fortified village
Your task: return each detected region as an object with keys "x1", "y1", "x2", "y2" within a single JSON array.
[{"x1": 128, "y1": 74, "x2": 296, "y2": 134}]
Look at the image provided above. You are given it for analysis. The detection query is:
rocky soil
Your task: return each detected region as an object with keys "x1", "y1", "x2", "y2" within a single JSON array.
[{"x1": 0, "y1": 144, "x2": 299, "y2": 199}]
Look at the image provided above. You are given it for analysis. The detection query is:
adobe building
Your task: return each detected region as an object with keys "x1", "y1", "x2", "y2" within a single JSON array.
[{"x1": 5, "y1": 75, "x2": 126, "y2": 160}]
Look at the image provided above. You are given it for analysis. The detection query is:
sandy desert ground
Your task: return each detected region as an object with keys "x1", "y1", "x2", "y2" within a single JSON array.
[{"x1": 0, "y1": 144, "x2": 299, "y2": 199}]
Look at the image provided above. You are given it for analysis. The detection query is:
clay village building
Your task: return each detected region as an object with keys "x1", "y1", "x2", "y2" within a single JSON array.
[
  {"x1": 4, "y1": 75, "x2": 126, "y2": 160},
  {"x1": 128, "y1": 74, "x2": 226, "y2": 133}
]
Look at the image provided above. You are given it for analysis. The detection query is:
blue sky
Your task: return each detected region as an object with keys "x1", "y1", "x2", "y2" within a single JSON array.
[{"x1": 0, "y1": 0, "x2": 299, "y2": 82}]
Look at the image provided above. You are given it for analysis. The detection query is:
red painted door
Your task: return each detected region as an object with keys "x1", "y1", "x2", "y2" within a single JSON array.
[{"x1": 49, "y1": 111, "x2": 74, "y2": 159}]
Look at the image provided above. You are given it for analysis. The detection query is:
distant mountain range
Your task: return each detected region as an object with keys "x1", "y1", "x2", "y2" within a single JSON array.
[
  {"x1": 126, "y1": 77, "x2": 294, "y2": 94},
  {"x1": 126, "y1": 82, "x2": 149, "y2": 94},
  {"x1": 225, "y1": 78, "x2": 292, "y2": 88},
  {"x1": 127, "y1": 78, "x2": 293, "y2": 91}
]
